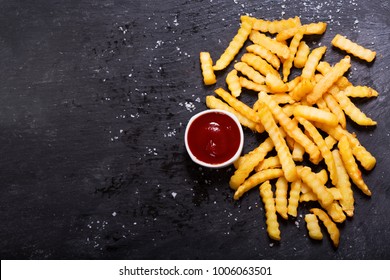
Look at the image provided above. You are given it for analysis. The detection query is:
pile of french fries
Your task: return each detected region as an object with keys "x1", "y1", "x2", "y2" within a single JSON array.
[{"x1": 199, "y1": 15, "x2": 378, "y2": 247}]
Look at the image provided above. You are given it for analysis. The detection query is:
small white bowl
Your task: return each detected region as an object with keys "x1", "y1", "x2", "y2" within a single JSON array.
[{"x1": 184, "y1": 109, "x2": 244, "y2": 168}]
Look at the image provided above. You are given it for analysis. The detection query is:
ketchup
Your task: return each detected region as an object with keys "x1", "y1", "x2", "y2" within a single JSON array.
[{"x1": 187, "y1": 112, "x2": 241, "y2": 165}]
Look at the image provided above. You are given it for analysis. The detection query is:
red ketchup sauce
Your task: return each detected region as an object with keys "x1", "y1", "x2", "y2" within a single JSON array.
[{"x1": 187, "y1": 112, "x2": 241, "y2": 165}]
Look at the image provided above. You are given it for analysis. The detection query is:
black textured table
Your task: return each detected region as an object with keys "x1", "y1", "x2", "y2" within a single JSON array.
[{"x1": 0, "y1": 0, "x2": 389, "y2": 260}]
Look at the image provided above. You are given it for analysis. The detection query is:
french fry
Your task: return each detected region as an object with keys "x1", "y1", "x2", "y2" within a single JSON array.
[
  {"x1": 266, "y1": 73, "x2": 288, "y2": 93},
  {"x1": 317, "y1": 61, "x2": 352, "y2": 90},
  {"x1": 214, "y1": 88, "x2": 264, "y2": 132},
  {"x1": 255, "y1": 156, "x2": 281, "y2": 171},
  {"x1": 297, "y1": 117, "x2": 338, "y2": 186},
  {"x1": 271, "y1": 93, "x2": 296, "y2": 104},
  {"x1": 213, "y1": 20, "x2": 253, "y2": 71},
  {"x1": 244, "y1": 15, "x2": 301, "y2": 34},
  {"x1": 231, "y1": 137, "x2": 274, "y2": 189},
  {"x1": 205, "y1": 95, "x2": 262, "y2": 132},
  {"x1": 258, "y1": 91, "x2": 321, "y2": 164},
  {"x1": 301, "y1": 46, "x2": 327, "y2": 79},
  {"x1": 286, "y1": 76, "x2": 302, "y2": 91},
  {"x1": 293, "y1": 105, "x2": 338, "y2": 127},
  {"x1": 259, "y1": 181, "x2": 281, "y2": 241},
  {"x1": 338, "y1": 136, "x2": 372, "y2": 196},
  {"x1": 283, "y1": 26, "x2": 306, "y2": 82},
  {"x1": 331, "y1": 90, "x2": 377, "y2": 126},
  {"x1": 249, "y1": 31, "x2": 290, "y2": 60},
  {"x1": 305, "y1": 214, "x2": 323, "y2": 240},
  {"x1": 226, "y1": 69, "x2": 242, "y2": 97},
  {"x1": 292, "y1": 142, "x2": 304, "y2": 162},
  {"x1": 328, "y1": 188, "x2": 342, "y2": 200},
  {"x1": 258, "y1": 104, "x2": 298, "y2": 182},
  {"x1": 294, "y1": 41, "x2": 310, "y2": 68},
  {"x1": 323, "y1": 93, "x2": 347, "y2": 128},
  {"x1": 300, "y1": 192, "x2": 317, "y2": 202},
  {"x1": 324, "y1": 201, "x2": 346, "y2": 223},
  {"x1": 298, "y1": 166, "x2": 334, "y2": 207},
  {"x1": 315, "y1": 123, "x2": 376, "y2": 171},
  {"x1": 332, "y1": 149, "x2": 354, "y2": 217},
  {"x1": 234, "y1": 169, "x2": 284, "y2": 200},
  {"x1": 234, "y1": 62, "x2": 265, "y2": 84},
  {"x1": 289, "y1": 78, "x2": 315, "y2": 101},
  {"x1": 331, "y1": 34, "x2": 376, "y2": 63},
  {"x1": 246, "y1": 44, "x2": 281, "y2": 70},
  {"x1": 239, "y1": 77, "x2": 270, "y2": 92},
  {"x1": 324, "y1": 134, "x2": 338, "y2": 150},
  {"x1": 344, "y1": 85, "x2": 379, "y2": 98},
  {"x1": 241, "y1": 53, "x2": 280, "y2": 78},
  {"x1": 287, "y1": 179, "x2": 301, "y2": 217},
  {"x1": 276, "y1": 22, "x2": 327, "y2": 42},
  {"x1": 199, "y1": 52, "x2": 217, "y2": 85},
  {"x1": 275, "y1": 177, "x2": 289, "y2": 220},
  {"x1": 306, "y1": 56, "x2": 351, "y2": 105},
  {"x1": 310, "y1": 208, "x2": 340, "y2": 247}
]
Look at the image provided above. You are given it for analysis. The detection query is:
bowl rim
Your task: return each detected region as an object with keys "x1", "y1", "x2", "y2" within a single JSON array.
[{"x1": 184, "y1": 109, "x2": 244, "y2": 169}]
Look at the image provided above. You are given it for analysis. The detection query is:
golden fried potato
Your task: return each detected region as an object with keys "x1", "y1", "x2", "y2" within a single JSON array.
[
  {"x1": 332, "y1": 34, "x2": 376, "y2": 63},
  {"x1": 259, "y1": 181, "x2": 281, "y2": 241}
]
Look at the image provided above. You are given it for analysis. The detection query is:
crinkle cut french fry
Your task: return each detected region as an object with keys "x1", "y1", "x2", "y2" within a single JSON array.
[
  {"x1": 240, "y1": 77, "x2": 269, "y2": 93},
  {"x1": 258, "y1": 104, "x2": 298, "y2": 182},
  {"x1": 344, "y1": 85, "x2": 379, "y2": 98},
  {"x1": 324, "y1": 201, "x2": 346, "y2": 223},
  {"x1": 315, "y1": 123, "x2": 376, "y2": 171},
  {"x1": 305, "y1": 214, "x2": 323, "y2": 240},
  {"x1": 239, "y1": 77, "x2": 270, "y2": 93},
  {"x1": 332, "y1": 34, "x2": 376, "y2": 63},
  {"x1": 310, "y1": 208, "x2": 340, "y2": 247},
  {"x1": 205, "y1": 96, "x2": 262, "y2": 132},
  {"x1": 323, "y1": 93, "x2": 347, "y2": 129},
  {"x1": 293, "y1": 105, "x2": 338, "y2": 127},
  {"x1": 213, "y1": 20, "x2": 252, "y2": 71},
  {"x1": 294, "y1": 41, "x2": 310, "y2": 68},
  {"x1": 226, "y1": 69, "x2": 242, "y2": 97},
  {"x1": 231, "y1": 137, "x2": 274, "y2": 189},
  {"x1": 276, "y1": 22, "x2": 327, "y2": 42},
  {"x1": 332, "y1": 149, "x2": 354, "y2": 217},
  {"x1": 243, "y1": 15, "x2": 301, "y2": 34},
  {"x1": 275, "y1": 177, "x2": 288, "y2": 220},
  {"x1": 292, "y1": 141, "x2": 304, "y2": 162},
  {"x1": 241, "y1": 53, "x2": 280, "y2": 78},
  {"x1": 301, "y1": 46, "x2": 327, "y2": 79},
  {"x1": 287, "y1": 180, "x2": 301, "y2": 217},
  {"x1": 234, "y1": 169, "x2": 284, "y2": 200},
  {"x1": 317, "y1": 61, "x2": 352, "y2": 90},
  {"x1": 324, "y1": 134, "x2": 337, "y2": 150},
  {"x1": 234, "y1": 62, "x2": 265, "y2": 84},
  {"x1": 297, "y1": 117, "x2": 338, "y2": 186},
  {"x1": 283, "y1": 27, "x2": 306, "y2": 82},
  {"x1": 271, "y1": 93, "x2": 296, "y2": 105},
  {"x1": 338, "y1": 136, "x2": 372, "y2": 196},
  {"x1": 286, "y1": 76, "x2": 302, "y2": 91},
  {"x1": 246, "y1": 44, "x2": 281, "y2": 70},
  {"x1": 258, "y1": 91, "x2": 321, "y2": 164},
  {"x1": 259, "y1": 181, "x2": 281, "y2": 241},
  {"x1": 298, "y1": 166, "x2": 334, "y2": 207},
  {"x1": 306, "y1": 56, "x2": 351, "y2": 105},
  {"x1": 214, "y1": 88, "x2": 264, "y2": 132},
  {"x1": 199, "y1": 52, "x2": 217, "y2": 85},
  {"x1": 266, "y1": 73, "x2": 288, "y2": 93},
  {"x1": 289, "y1": 78, "x2": 315, "y2": 102},
  {"x1": 331, "y1": 90, "x2": 377, "y2": 126},
  {"x1": 249, "y1": 31, "x2": 290, "y2": 60},
  {"x1": 255, "y1": 156, "x2": 281, "y2": 172}
]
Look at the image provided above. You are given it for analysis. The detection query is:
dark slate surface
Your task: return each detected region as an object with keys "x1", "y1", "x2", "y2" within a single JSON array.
[{"x1": 0, "y1": 0, "x2": 389, "y2": 259}]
